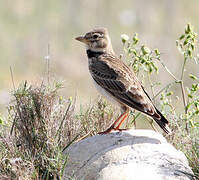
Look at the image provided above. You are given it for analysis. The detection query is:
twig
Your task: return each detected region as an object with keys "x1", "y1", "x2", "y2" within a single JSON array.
[
  {"x1": 147, "y1": 117, "x2": 157, "y2": 132},
  {"x1": 47, "y1": 44, "x2": 50, "y2": 85},
  {"x1": 75, "y1": 131, "x2": 92, "y2": 142},
  {"x1": 10, "y1": 66, "x2": 16, "y2": 91},
  {"x1": 131, "y1": 112, "x2": 140, "y2": 125},
  {"x1": 44, "y1": 44, "x2": 51, "y2": 85},
  {"x1": 158, "y1": 58, "x2": 178, "y2": 81},
  {"x1": 9, "y1": 66, "x2": 16, "y2": 135},
  {"x1": 159, "y1": 55, "x2": 188, "y2": 131},
  {"x1": 180, "y1": 81, "x2": 187, "y2": 112},
  {"x1": 147, "y1": 73, "x2": 155, "y2": 100},
  {"x1": 180, "y1": 59, "x2": 188, "y2": 131},
  {"x1": 62, "y1": 134, "x2": 80, "y2": 152},
  {"x1": 153, "y1": 81, "x2": 177, "y2": 100},
  {"x1": 180, "y1": 59, "x2": 187, "y2": 111},
  {"x1": 55, "y1": 100, "x2": 72, "y2": 140}
]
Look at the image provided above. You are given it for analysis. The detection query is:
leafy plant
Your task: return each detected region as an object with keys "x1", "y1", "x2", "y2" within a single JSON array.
[{"x1": 121, "y1": 23, "x2": 199, "y2": 176}]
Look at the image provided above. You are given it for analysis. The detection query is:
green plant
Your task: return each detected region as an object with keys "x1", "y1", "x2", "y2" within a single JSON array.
[{"x1": 121, "y1": 23, "x2": 199, "y2": 176}]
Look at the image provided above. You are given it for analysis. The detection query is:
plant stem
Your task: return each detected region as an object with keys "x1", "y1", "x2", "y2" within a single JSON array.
[
  {"x1": 180, "y1": 81, "x2": 187, "y2": 112},
  {"x1": 47, "y1": 44, "x2": 50, "y2": 85},
  {"x1": 160, "y1": 56, "x2": 188, "y2": 131},
  {"x1": 153, "y1": 81, "x2": 177, "y2": 100},
  {"x1": 131, "y1": 112, "x2": 141, "y2": 123},
  {"x1": 180, "y1": 58, "x2": 188, "y2": 131},
  {"x1": 148, "y1": 73, "x2": 155, "y2": 99},
  {"x1": 133, "y1": 81, "x2": 177, "y2": 124},
  {"x1": 158, "y1": 58, "x2": 178, "y2": 81},
  {"x1": 180, "y1": 59, "x2": 187, "y2": 112}
]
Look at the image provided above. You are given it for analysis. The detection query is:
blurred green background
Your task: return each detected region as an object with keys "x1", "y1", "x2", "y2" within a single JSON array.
[{"x1": 1, "y1": 0, "x2": 199, "y2": 115}]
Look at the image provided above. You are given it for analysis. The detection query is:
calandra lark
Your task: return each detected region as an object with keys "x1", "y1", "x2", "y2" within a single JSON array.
[{"x1": 75, "y1": 27, "x2": 171, "y2": 134}]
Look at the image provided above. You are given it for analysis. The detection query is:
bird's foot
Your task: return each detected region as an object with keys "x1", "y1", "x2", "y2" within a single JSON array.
[
  {"x1": 98, "y1": 126, "x2": 129, "y2": 135},
  {"x1": 115, "y1": 128, "x2": 128, "y2": 131},
  {"x1": 98, "y1": 110, "x2": 130, "y2": 135},
  {"x1": 98, "y1": 125, "x2": 115, "y2": 134}
]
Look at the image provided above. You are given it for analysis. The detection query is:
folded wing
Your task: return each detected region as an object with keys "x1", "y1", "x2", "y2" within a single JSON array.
[{"x1": 89, "y1": 55, "x2": 159, "y2": 118}]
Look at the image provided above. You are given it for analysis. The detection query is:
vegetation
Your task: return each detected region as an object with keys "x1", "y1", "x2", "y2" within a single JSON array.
[
  {"x1": 0, "y1": 24, "x2": 198, "y2": 179},
  {"x1": 121, "y1": 23, "x2": 199, "y2": 176}
]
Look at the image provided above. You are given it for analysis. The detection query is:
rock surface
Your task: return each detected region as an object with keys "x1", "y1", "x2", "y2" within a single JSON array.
[{"x1": 63, "y1": 130, "x2": 194, "y2": 180}]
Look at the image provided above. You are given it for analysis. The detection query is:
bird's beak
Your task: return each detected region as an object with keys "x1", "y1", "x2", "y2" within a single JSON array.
[{"x1": 75, "y1": 36, "x2": 88, "y2": 44}]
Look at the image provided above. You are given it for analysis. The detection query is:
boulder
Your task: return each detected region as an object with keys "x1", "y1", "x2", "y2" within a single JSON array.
[{"x1": 63, "y1": 129, "x2": 194, "y2": 180}]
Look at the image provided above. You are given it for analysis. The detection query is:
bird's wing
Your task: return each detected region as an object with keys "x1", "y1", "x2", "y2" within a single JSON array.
[{"x1": 89, "y1": 55, "x2": 160, "y2": 118}]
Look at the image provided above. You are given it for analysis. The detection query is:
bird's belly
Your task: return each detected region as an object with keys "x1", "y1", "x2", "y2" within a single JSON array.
[{"x1": 92, "y1": 79, "x2": 122, "y2": 107}]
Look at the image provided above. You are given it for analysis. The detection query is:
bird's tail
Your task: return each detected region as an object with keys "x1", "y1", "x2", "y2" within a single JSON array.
[{"x1": 153, "y1": 108, "x2": 172, "y2": 134}]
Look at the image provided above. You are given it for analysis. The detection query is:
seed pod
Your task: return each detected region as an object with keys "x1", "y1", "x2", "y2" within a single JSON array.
[
  {"x1": 121, "y1": 34, "x2": 129, "y2": 44},
  {"x1": 179, "y1": 34, "x2": 185, "y2": 40},
  {"x1": 187, "y1": 49, "x2": 192, "y2": 57},
  {"x1": 141, "y1": 45, "x2": 151, "y2": 55},
  {"x1": 189, "y1": 74, "x2": 198, "y2": 80},
  {"x1": 183, "y1": 40, "x2": 188, "y2": 46},
  {"x1": 154, "y1": 49, "x2": 160, "y2": 56}
]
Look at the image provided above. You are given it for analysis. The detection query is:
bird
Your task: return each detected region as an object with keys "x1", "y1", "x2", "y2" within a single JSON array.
[{"x1": 75, "y1": 27, "x2": 171, "y2": 134}]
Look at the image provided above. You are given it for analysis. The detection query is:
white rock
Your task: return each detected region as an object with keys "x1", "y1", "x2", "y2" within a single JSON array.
[{"x1": 63, "y1": 129, "x2": 194, "y2": 180}]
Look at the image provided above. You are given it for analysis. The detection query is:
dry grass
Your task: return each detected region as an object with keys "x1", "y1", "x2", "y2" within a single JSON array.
[
  {"x1": 0, "y1": 80, "x2": 198, "y2": 179},
  {"x1": 1, "y1": 81, "x2": 75, "y2": 179},
  {"x1": 0, "y1": 81, "x2": 115, "y2": 179},
  {"x1": 167, "y1": 119, "x2": 199, "y2": 177}
]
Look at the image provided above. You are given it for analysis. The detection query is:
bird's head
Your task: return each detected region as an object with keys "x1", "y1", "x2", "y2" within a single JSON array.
[{"x1": 75, "y1": 27, "x2": 114, "y2": 54}]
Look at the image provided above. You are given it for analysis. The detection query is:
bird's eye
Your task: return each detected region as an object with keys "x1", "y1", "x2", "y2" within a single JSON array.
[{"x1": 93, "y1": 34, "x2": 99, "y2": 39}]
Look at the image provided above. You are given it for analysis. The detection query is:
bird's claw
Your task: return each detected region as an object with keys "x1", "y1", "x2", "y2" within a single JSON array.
[{"x1": 98, "y1": 127, "x2": 128, "y2": 135}]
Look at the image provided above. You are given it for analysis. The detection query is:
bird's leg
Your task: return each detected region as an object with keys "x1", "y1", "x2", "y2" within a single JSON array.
[
  {"x1": 115, "y1": 112, "x2": 129, "y2": 130},
  {"x1": 98, "y1": 107, "x2": 130, "y2": 134},
  {"x1": 98, "y1": 112, "x2": 127, "y2": 134},
  {"x1": 114, "y1": 107, "x2": 130, "y2": 130}
]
